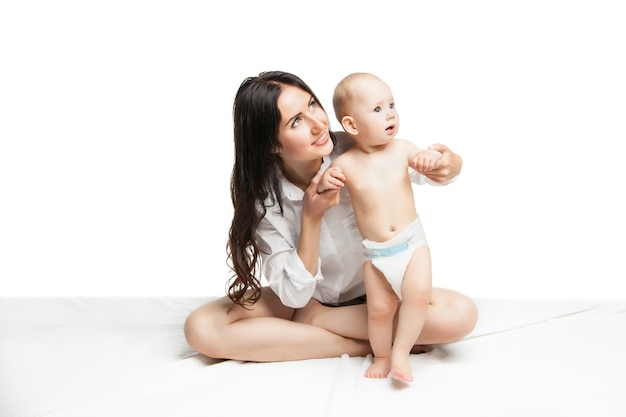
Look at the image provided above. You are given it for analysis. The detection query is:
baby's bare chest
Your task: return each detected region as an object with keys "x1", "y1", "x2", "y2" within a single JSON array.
[{"x1": 345, "y1": 155, "x2": 410, "y2": 193}]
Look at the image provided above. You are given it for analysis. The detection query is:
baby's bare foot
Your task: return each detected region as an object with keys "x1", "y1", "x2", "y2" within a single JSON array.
[
  {"x1": 364, "y1": 357, "x2": 391, "y2": 379},
  {"x1": 391, "y1": 351, "x2": 414, "y2": 382}
]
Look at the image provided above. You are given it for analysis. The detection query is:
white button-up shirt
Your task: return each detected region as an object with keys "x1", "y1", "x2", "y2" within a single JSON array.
[{"x1": 256, "y1": 133, "x2": 435, "y2": 308}]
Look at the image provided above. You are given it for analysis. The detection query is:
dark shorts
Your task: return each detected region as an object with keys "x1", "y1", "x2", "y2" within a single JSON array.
[{"x1": 321, "y1": 295, "x2": 367, "y2": 307}]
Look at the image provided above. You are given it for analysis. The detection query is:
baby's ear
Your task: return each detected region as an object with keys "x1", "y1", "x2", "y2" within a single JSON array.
[{"x1": 341, "y1": 116, "x2": 358, "y2": 135}]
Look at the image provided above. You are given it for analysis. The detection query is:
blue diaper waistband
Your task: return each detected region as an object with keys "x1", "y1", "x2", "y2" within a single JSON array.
[{"x1": 366, "y1": 238, "x2": 412, "y2": 258}]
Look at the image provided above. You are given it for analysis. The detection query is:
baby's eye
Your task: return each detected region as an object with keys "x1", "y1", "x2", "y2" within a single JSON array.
[
  {"x1": 374, "y1": 106, "x2": 382, "y2": 113},
  {"x1": 389, "y1": 102, "x2": 395, "y2": 109}
]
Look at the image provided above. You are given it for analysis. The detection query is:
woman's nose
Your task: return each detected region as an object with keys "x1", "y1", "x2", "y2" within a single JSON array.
[{"x1": 310, "y1": 114, "x2": 326, "y2": 132}]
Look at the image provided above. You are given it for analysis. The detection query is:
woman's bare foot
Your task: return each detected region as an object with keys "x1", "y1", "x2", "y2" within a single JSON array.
[
  {"x1": 410, "y1": 344, "x2": 433, "y2": 354},
  {"x1": 365, "y1": 357, "x2": 391, "y2": 378},
  {"x1": 390, "y1": 350, "x2": 413, "y2": 382}
]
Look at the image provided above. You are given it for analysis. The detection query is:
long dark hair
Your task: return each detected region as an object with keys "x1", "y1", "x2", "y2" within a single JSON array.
[{"x1": 226, "y1": 71, "x2": 330, "y2": 307}]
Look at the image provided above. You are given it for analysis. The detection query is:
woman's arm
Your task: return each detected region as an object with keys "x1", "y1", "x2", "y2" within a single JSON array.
[
  {"x1": 257, "y1": 172, "x2": 341, "y2": 308},
  {"x1": 298, "y1": 170, "x2": 341, "y2": 273}
]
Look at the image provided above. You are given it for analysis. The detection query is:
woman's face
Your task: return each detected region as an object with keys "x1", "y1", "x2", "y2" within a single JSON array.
[{"x1": 276, "y1": 85, "x2": 333, "y2": 163}]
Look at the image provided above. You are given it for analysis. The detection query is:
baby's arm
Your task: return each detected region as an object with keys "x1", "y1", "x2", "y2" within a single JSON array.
[
  {"x1": 411, "y1": 149, "x2": 442, "y2": 173},
  {"x1": 316, "y1": 166, "x2": 345, "y2": 194}
]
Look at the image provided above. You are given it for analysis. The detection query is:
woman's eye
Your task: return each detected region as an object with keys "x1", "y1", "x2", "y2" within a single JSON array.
[
  {"x1": 309, "y1": 100, "x2": 317, "y2": 111},
  {"x1": 292, "y1": 117, "x2": 302, "y2": 127}
]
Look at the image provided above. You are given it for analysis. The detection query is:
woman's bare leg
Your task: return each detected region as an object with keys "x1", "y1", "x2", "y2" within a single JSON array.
[
  {"x1": 292, "y1": 298, "x2": 369, "y2": 340},
  {"x1": 293, "y1": 287, "x2": 478, "y2": 346},
  {"x1": 183, "y1": 287, "x2": 371, "y2": 362},
  {"x1": 184, "y1": 284, "x2": 478, "y2": 363},
  {"x1": 415, "y1": 287, "x2": 478, "y2": 344}
]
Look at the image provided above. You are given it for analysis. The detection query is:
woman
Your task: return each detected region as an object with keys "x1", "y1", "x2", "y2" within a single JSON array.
[{"x1": 184, "y1": 71, "x2": 478, "y2": 362}]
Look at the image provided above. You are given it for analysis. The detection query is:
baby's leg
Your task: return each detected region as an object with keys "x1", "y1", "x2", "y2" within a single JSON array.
[
  {"x1": 362, "y1": 261, "x2": 398, "y2": 378},
  {"x1": 392, "y1": 245, "x2": 432, "y2": 382}
]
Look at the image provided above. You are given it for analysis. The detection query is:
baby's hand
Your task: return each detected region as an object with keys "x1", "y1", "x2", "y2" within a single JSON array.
[
  {"x1": 412, "y1": 149, "x2": 442, "y2": 173},
  {"x1": 317, "y1": 167, "x2": 345, "y2": 194}
]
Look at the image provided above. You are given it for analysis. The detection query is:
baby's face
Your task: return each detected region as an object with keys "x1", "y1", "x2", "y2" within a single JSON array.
[{"x1": 349, "y1": 76, "x2": 400, "y2": 145}]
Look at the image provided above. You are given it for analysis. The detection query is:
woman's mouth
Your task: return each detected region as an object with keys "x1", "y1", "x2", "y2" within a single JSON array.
[{"x1": 312, "y1": 132, "x2": 329, "y2": 145}]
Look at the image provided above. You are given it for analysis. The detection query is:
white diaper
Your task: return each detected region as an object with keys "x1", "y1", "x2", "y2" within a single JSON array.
[{"x1": 362, "y1": 217, "x2": 428, "y2": 299}]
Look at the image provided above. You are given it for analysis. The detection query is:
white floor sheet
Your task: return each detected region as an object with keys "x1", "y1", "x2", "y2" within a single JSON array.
[{"x1": 1, "y1": 297, "x2": 625, "y2": 417}]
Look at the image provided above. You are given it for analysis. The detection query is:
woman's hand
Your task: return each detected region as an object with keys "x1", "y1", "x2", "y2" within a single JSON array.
[
  {"x1": 422, "y1": 143, "x2": 463, "y2": 184},
  {"x1": 303, "y1": 170, "x2": 342, "y2": 220}
]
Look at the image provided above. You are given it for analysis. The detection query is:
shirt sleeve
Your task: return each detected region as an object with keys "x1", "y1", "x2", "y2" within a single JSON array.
[
  {"x1": 410, "y1": 170, "x2": 458, "y2": 186},
  {"x1": 256, "y1": 214, "x2": 323, "y2": 308}
]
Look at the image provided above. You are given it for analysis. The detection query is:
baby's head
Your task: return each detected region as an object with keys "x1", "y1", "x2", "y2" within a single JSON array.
[{"x1": 332, "y1": 72, "x2": 399, "y2": 140}]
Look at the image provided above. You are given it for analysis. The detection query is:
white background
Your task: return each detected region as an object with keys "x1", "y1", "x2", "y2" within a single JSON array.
[{"x1": 1, "y1": 0, "x2": 625, "y2": 299}]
